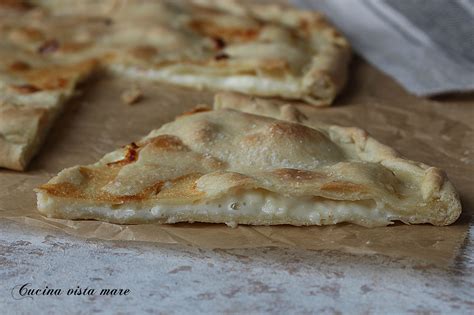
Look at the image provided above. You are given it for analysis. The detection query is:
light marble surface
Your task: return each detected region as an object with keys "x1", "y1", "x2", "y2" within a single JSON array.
[{"x1": 1, "y1": 218, "x2": 473, "y2": 314}]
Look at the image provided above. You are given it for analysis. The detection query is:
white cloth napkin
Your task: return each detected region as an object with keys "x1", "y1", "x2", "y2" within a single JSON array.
[{"x1": 290, "y1": 0, "x2": 474, "y2": 96}]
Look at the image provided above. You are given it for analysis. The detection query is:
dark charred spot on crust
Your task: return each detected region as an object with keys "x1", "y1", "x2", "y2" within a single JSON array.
[
  {"x1": 272, "y1": 168, "x2": 326, "y2": 181},
  {"x1": 214, "y1": 52, "x2": 229, "y2": 60},
  {"x1": 125, "y1": 142, "x2": 139, "y2": 161},
  {"x1": 9, "y1": 61, "x2": 31, "y2": 71},
  {"x1": 37, "y1": 39, "x2": 60, "y2": 54},
  {"x1": 212, "y1": 36, "x2": 226, "y2": 50},
  {"x1": 178, "y1": 105, "x2": 211, "y2": 117},
  {"x1": 10, "y1": 84, "x2": 40, "y2": 93},
  {"x1": 107, "y1": 142, "x2": 139, "y2": 167}
]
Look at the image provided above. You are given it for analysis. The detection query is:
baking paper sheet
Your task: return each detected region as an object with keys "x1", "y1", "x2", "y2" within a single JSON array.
[{"x1": 1, "y1": 58, "x2": 472, "y2": 265}]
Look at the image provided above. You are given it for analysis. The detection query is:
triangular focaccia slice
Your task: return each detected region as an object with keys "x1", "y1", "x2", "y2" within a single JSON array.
[
  {"x1": 35, "y1": 0, "x2": 351, "y2": 105},
  {"x1": 0, "y1": 50, "x2": 97, "y2": 170},
  {"x1": 0, "y1": 3, "x2": 100, "y2": 170},
  {"x1": 36, "y1": 106, "x2": 461, "y2": 227}
]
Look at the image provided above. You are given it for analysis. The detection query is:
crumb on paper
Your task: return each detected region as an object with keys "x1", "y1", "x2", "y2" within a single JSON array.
[{"x1": 121, "y1": 86, "x2": 142, "y2": 105}]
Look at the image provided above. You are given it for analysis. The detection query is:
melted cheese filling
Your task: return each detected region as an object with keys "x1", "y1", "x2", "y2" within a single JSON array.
[
  {"x1": 109, "y1": 64, "x2": 303, "y2": 98},
  {"x1": 37, "y1": 190, "x2": 398, "y2": 227}
]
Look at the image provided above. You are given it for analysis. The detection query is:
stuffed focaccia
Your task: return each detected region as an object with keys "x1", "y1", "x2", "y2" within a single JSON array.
[
  {"x1": 36, "y1": 0, "x2": 351, "y2": 105},
  {"x1": 36, "y1": 104, "x2": 461, "y2": 227},
  {"x1": 0, "y1": 0, "x2": 350, "y2": 170}
]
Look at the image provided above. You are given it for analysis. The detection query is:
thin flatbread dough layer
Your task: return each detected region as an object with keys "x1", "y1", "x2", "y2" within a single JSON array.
[{"x1": 36, "y1": 101, "x2": 461, "y2": 227}]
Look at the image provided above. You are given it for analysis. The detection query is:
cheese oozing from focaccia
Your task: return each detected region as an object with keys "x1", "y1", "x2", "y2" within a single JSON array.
[
  {"x1": 36, "y1": 104, "x2": 461, "y2": 227},
  {"x1": 37, "y1": 189, "x2": 397, "y2": 228}
]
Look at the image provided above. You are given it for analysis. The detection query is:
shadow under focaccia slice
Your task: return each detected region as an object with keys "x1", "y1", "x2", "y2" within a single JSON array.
[{"x1": 36, "y1": 108, "x2": 461, "y2": 227}]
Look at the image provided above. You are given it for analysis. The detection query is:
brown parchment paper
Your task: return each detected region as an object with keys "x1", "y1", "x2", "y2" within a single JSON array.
[{"x1": 1, "y1": 57, "x2": 472, "y2": 265}]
